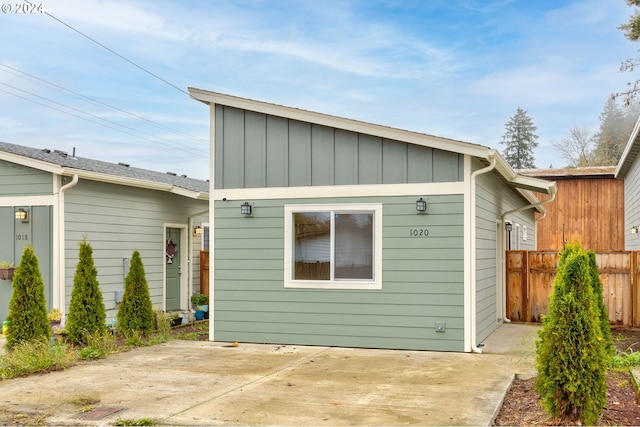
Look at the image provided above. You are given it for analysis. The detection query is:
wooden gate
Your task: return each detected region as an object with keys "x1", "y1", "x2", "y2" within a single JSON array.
[
  {"x1": 199, "y1": 251, "x2": 210, "y2": 296},
  {"x1": 506, "y1": 251, "x2": 640, "y2": 326}
]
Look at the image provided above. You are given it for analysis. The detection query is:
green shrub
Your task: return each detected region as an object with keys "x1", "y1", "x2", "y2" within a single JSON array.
[
  {"x1": 117, "y1": 251, "x2": 154, "y2": 336},
  {"x1": 76, "y1": 331, "x2": 118, "y2": 360},
  {"x1": 535, "y1": 241, "x2": 608, "y2": 425},
  {"x1": 66, "y1": 238, "x2": 107, "y2": 344},
  {"x1": 586, "y1": 250, "x2": 614, "y2": 357},
  {"x1": 6, "y1": 246, "x2": 51, "y2": 349}
]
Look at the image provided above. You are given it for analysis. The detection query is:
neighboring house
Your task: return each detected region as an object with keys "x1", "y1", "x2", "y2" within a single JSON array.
[
  {"x1": 522, "y1": 167, "x2": 624, "y2": 251},
  {"x1": 0, "y1": 141, "x2": 209, "y2": 324},
  {"x1": 189, "y1": 89, "x2": 557, "y2": 353},
  {"x1": 616, "y1": 117, "x2": 640, "y2": 251}
]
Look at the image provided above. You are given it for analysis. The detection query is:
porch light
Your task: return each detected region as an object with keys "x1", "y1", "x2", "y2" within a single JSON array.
[
  {"x1": 416, "y1": 197, "x2": 427, "y2": 213},
  {"x1": 632, "y1": 226, "x2": 639, "y2": 235},
  {"x1": 505, "y1": 222, "x2": 513, "y2": 232},
  {"x1": 15, "y1": 208, "x2": 28, "y2": 222},
  {"x1": 193, "y1": 225, "x2": 203, "y2": 236},
  {"x1": 240, "y1": 202, "x2": 252, "y2": 216}
]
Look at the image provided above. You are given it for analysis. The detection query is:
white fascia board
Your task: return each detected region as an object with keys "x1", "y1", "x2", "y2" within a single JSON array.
[
  {"x1": 212, "y1": 181, "x2": 465, "y2": 201},
  {"x1": 615, "y1": 115, "x2": 640, "y2": 179},
  {"x1": 62, "y1": 168, "x2": 207, "y2": 200},
  {"x1": 0, "y1": 152, "x2": 62, "y2": 174},
  {"x1": 189, "y1": 88, "x2": 491, "y2": 158}
]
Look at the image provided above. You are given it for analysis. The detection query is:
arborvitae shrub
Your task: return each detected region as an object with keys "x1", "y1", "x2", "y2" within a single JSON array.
[
  {"x1": 586, "y1": 250, "x2": 614, "y2": 357},
  {"x1": 117, "y1": 250, "x2": 154, "y2": 336},
  {"x1": 6, "y1": 246, "x2": 51, "y2": 349},
  {"x1": 535, "y1": 241, "x2": 608, "y2": 425},
  {"x1": 66, "y1": 238, "x2": 107, "y2": 344}
]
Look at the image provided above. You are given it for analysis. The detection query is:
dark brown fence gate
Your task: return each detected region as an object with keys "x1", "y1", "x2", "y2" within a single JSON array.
[{"x1": 506, "y1": 251, "x2": 640, "y2": 326}]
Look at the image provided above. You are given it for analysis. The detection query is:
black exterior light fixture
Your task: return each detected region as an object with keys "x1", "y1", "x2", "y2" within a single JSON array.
[
  {"x1": 505, "y1": 222, "x2": 513, "y2": 233},
  {"x1": 240, "y1": 202, "x2": 252, "y2": 216},
  {"x1": 15, "y1": 208, "x2": 28, "y2": 222},
  {"x1": 193, "y1": 225, "x2": 203, "y2": 236},
  {"x1": 416, "y1": 197, "x2": 428, "y2": 213},
  {"x1": 632, "y1": 226, "x2": 639, "y2": 235}
]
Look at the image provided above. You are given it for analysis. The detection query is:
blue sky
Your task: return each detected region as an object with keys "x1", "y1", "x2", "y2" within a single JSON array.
[{"x1": 1, "y1": 0, "x2": 638, "y2": 180}]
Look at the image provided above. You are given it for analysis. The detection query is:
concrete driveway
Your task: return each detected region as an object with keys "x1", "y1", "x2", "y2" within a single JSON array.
[{"x1": 0, "y1": 323, "x2": 539, "y2": 426}]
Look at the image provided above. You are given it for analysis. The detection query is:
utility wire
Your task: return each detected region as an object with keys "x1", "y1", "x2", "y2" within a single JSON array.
[
  {"x1": 28, "y1": 1, "x2": 189, "y2": 96},
  {"x1": 0, "y1": 63, "x2": 207, "y2": 144},
  {"x1": 0, "y1": 83, "x2": 203, "y2": 155}
]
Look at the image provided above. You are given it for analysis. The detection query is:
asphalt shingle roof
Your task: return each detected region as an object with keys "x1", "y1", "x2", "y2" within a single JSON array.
[{"x1": 0, "y1": 141, "x2": 209, "y2": 194}]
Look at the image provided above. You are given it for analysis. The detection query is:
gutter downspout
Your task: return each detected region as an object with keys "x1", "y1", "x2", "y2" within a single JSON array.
[
  {"x1": 57, "y1": 174, "x2": 78, "y2": 320},
  {"x1": 469, "y1": 155, "x2": 497, "y2": 353},
  {"x1": 187, "y1": 209, "x2": 209, "y2": 312},
  {"x1": 500, "y1": 184, "x2": 557, "y2": 322}
]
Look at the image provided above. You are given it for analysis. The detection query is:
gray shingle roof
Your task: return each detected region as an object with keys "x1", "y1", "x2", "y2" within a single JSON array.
[{"x1": 0, "y1": 141, "x2": 209, "y2": 194}]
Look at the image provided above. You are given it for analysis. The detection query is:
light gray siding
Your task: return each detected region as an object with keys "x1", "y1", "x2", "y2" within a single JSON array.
[
  {"x1": 474, "y1": 160, "x2": 536, "y2": 342},
  {"x1": 64, "y1": 180, "x2": 208, "y2": 318},
  {"x1": 213, "y1": 194, "x2": 465, "y2": 352},
  {"x1": 214, "y1": 105, "x2": 464, "y2": 189},
  {"x1": 625, "y1": 153, "x2": 640, "y2": 250},
  {"x1": 0, "y1": 160, "x2": 52, "y2": 195}
]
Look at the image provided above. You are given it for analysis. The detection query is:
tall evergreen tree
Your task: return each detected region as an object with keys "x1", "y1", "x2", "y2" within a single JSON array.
[
  {"x1": 500, "y1": 107, "x2": 539, "y2": 169},
  {"x1": 66, "y1": 238, "x2": 107, "y2": 344},
  {"x1": 6, "y1": 246, "x2": 51, "y2": 349},
  {"x1": 535, "y1": 242, "x2": 608, "y2": 425},
  {"x1": 592, "y1": 98, "x2": 639, "y2": 165},
  {"x1": 117, "y1": 250, "x2": 154, "y2": 336}
]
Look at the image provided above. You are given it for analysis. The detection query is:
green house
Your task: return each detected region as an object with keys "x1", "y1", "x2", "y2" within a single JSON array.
[
  {"x1": 189, "y1": 89, "x2": 557, "y2": 352},
  {"x1": 0, "y1": 142, "x2": 209, "y2": 324}
]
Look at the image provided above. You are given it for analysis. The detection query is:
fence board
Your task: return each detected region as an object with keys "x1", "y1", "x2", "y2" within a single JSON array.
[{"x1": 506, "y1": 250, "x2": 640, "y2": 326}]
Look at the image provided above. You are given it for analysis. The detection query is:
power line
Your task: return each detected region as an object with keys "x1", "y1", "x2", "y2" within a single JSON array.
[
  {"x1": 0, "y1": 63, "x2": 208, "y2": 144},
  {"x1": 27, "y1": 1, "x2": 189, "y2": 96},
  {"x1": 0, "y1": 83, "x2": 204, "y2": 155}
]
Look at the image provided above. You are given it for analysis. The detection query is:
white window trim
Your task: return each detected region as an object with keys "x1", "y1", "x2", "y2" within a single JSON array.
[{"x1": 284, "y1": 203, "x2": 383, "y2": 290}]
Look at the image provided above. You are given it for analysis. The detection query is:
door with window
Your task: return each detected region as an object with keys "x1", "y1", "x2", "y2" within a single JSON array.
[{"x1": 165, "y1": 228, "x2": 181, "y2": 310}]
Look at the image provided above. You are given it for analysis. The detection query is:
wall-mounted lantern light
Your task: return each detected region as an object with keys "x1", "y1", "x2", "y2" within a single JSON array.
[
  {"x1": 416, "y1": 197, "x2": 427, "y2": 213},
  {"x1": 193, "y1": 225, "x2": 203, "y2": 236},
  {"x1": 505, "y1": 222, "x2": 513, "y2": 232},
  {"x1": 632, "y1": 226, "x2": 639, "y2": 235},
  {"x1": 15, "y1": 208, "x2": 28, "y2": 222},
  {"x1": 240, "y1": 202, "x2": 252, "y2": 216}
]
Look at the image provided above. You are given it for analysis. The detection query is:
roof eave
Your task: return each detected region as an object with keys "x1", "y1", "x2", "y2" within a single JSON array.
[{"x1": 615, "y1": 115, "x2": 640, "y2": 179}]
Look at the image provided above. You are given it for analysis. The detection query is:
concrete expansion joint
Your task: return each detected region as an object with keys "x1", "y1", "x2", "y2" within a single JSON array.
[{"x1": 163, "y1": 346, "x2": 331, "y2": 422}]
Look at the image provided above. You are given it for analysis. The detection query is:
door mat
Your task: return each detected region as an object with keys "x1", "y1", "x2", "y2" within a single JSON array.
[{"x1": 78, "y1": 406, "x2": 126, "y2": 420}]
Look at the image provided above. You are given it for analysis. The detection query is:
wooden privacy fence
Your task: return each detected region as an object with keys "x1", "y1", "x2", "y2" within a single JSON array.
[{"x1": 506, "y1": 251, "x2": 640, "y2": 326}]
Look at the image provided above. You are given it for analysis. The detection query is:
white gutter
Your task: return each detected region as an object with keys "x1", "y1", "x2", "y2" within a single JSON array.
[
  {"x1": 187, "y1": 209, "x2": 209, "y2": 311},
  {"x1": 56, "y1": 174, "x2": 78, "y2": 318},
  {"x1": 468, "y1": 154, "x2": 497, "y2": 353},
  {"x1": 500, "y1": 184, "x2": 557, "y2": 322}
]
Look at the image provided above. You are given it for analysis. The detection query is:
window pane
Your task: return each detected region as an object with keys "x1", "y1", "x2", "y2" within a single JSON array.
[
  {"x1": 293, "y1": 212, "x2": 330, "y2": 280},
  {"x1": 334, "y1": 213, "x2": 373, "y2": 279}
]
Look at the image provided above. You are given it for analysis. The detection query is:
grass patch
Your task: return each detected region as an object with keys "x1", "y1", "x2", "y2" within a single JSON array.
[
  {"x1": 114, "y1": 417, "x2": 156, "y2": 426},
  {"x1": 0, "y1": 340, "x2": 75, "y2": 379}
]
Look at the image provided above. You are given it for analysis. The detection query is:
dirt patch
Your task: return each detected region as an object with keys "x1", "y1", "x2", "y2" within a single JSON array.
[{"x1": 494, "y1": 327, "x2": 640, "y2": 426}]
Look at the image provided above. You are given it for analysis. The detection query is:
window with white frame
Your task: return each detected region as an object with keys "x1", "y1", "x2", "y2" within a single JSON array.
[{"x1": 284, "y1": 204, "x2": 382, "y2": 289}]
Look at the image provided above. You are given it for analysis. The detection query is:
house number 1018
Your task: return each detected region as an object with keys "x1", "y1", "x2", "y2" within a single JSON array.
[
  {"x1": 409, "y1": 229, "x2": 429, "y2": 237},
  {"x1": 15, "y1": 234, "x2": 28, "y2": 241}
]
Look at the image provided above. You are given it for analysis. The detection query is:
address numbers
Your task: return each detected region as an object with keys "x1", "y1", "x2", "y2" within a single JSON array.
[{"x1": 409, "y1": 228, "x2": 429, "y2": 237}]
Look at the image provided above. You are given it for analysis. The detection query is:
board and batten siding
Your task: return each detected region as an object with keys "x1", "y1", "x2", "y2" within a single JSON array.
[
  {"x1": 213, "y1": 194, "x2": 465, "y2": 352},
  {"x1": 474, "y1": 161, "x2": 536, "y2": 342},
  {"x1": 625, "y1": 153, "x2": 640, "y2": 250},
  {"x1": 0, "y1": 160, "x2": 53, "y2": 195},
  {"x1": 63, "y1": 180, "x2": 208, "y2": 317},
  {"x1": 214, "y1": 105, "x2": 464, "y2": 189}
]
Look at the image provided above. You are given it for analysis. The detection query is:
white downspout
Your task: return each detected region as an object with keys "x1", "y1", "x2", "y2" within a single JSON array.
[
  {"x1": 469, "y1": 155, "x2": 497, "y2": 353},
  {"x1": 500, "y1": 185, "x2": 557, "y2": 322},
  {"x1": 56, "y1": 174, "x2": 78, "y2": 319}
]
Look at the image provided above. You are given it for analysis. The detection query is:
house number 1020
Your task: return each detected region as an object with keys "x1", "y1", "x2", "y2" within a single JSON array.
[{"x1": 409, "y1": 229, "x2": 429, "y2": 237}]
